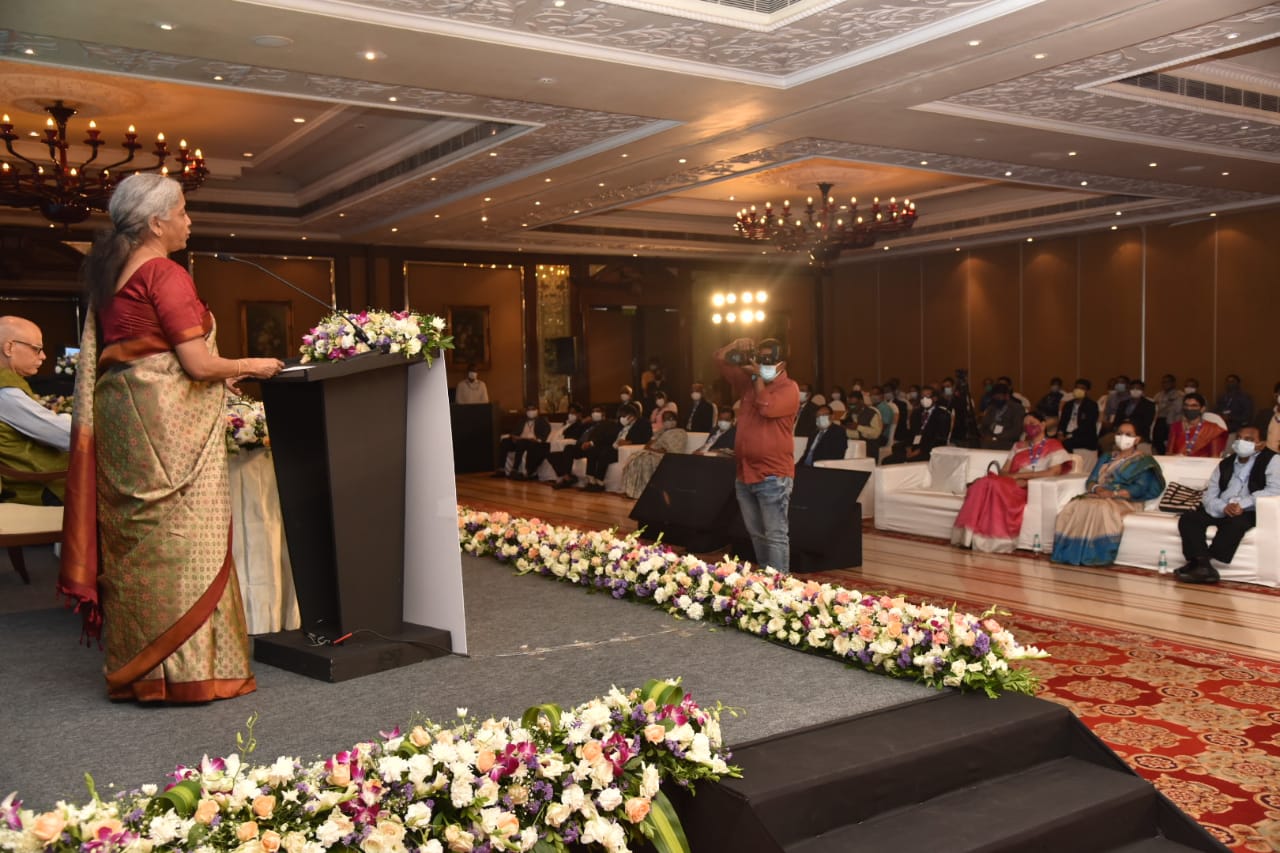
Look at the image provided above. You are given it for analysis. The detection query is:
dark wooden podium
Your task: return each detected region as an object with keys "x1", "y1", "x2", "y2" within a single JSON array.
[{"x1": 254, "y1": 353, "x2": 455, "y2": 682}]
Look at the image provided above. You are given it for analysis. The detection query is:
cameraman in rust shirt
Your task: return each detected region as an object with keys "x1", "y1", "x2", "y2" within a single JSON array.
[{"x1": 715, "y1": 336, "x2": 801, "y2": 573}]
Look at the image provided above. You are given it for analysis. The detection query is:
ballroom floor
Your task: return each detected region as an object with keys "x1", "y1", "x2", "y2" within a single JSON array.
[{"x1": 456, "y1": 472, "x2": 1280, "y2": 664}]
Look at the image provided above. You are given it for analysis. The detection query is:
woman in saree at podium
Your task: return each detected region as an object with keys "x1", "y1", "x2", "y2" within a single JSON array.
[
  {"x1": 951, "y1": 411, "x2": 1070, "y2": 553},
  {"x1": 59, "y1": 174, "x2": 283, "y2": 703},
  {"x1": 1050, "y1": 422, "x2": 1165, "y2": 567}
]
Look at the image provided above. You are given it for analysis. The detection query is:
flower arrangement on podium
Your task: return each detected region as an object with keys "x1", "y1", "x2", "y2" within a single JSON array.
[
  {"x1": 54, "y1": 351, "x2": 78, "y2": 377},
  {"x1": 0, "y1": 679, "x2": 736, "y2": 853},
  {"x1": 298, "y1": 310, "x2": 453, "y2": 364},
  {"x1": 225, "y1": 396, "x2": 269, "y2": 454},
  {"x1": 38, "y1": 395, "x2": 73, "y2": 416},
  {"x1": 458, "y1": 510, "x2": 1047, "y2": 697}
]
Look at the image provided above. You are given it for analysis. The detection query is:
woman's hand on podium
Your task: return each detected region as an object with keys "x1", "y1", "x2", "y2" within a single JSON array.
[{"x1": 226, "y1": 358, "x2": 285, "y2": 394}]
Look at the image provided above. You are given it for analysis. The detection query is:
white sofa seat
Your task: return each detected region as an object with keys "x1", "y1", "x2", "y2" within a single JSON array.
[
  {"x1": 1112, "y1": 455, "x2": 1279, "y2": 587},
  {"x1": 875, "y1": 446, "x2": 1084, "y2": 548}
]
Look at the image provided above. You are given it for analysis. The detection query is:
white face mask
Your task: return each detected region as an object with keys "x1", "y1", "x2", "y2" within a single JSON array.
[
  {"x1": 1114, "y1": 383, "x2": 1127, "y2": 393},
  {"x1": 920, "y1": 396, "x2": 934, "y2": 409},
  {"x1": 655, "y1": 399, "x2": 667, "y2": 408},
  {"x1": 758, "y1": 364, "x2": 779, "y2": 382},
  {"x1": 691, "y1": 392, "x2": 702, "y2": 401},
  {"x1": 852, "y1": 384, "x2": 861, "y2": 392},
  {"x1": 591, "y1": 412, "x2": 603, "y2": 422},
  {"x1": 1129, "y1": 389, "x2": 1143, "y2": 399},
  {"x1": 467, "y1": 372, "x2": 477, "y2": 381},
  {"x1": 1234, "y1": 439, "x2": 1257, "y2": 458},
  {"x1": 717, "y1": 420, "x2": 731, "y2": 431},
  {"x1": 566, "y1": 413, "x2": 578, "y2": 423},
  {"x1": 621, "y1": 416, "x2": 634, "y2": 426},
  {"x1": 799, "y1": 392, "x2": 809, "y2": 402},
  {"x1": 815, "y1": 415, "x2": 831, "y2": 429},
  {"x1": 942, "y1": 387, "x2": 953, "y2": 397},
  {"x1": 526, "y1": 410, "x2": 538, "y2": 419},
  {"x1": 830, "y1": 392, "x2": 842, "y2": 401},
  {"x1": 1114, "y1": 434, "x2": 1138, "y2": 451},
  {"x1": 1184, "y1": 387, "x2": 1196, "y2": 396},
  {"x1": 620, "y1": 393, "x2": 631, "y2": 402}
]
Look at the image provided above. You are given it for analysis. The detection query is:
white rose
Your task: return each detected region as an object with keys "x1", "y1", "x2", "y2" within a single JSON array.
[
  {"x1": 597, "y1": 787, "x2": 623, "y2": 811},
  {"x1": 404, "y1": 802, "x2": 432, "y2": 829}
]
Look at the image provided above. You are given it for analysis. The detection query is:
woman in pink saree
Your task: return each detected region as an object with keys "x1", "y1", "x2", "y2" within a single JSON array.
[
  {"x1": 952, "y1": 411, "x2": 1070, "y2": 553},
  {"x1": 59, "y1": 174, "x2": 282, "y2": 702}
]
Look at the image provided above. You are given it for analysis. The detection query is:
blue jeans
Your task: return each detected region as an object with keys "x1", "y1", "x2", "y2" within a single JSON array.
[{"x1": 735, "y1": 475, "x2": 793, "y2": 573}]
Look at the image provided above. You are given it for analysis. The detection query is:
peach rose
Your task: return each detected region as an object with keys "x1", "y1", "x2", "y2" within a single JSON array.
[
  {"x1": 328, "y1": 762, "x2": 352, "y2": 787},
  {"x1": 86, "y1": 818, "x2": 124, "y2": 840},
  {"x1": 194, "y1": 799, "x2": 220, "y2": 825},
  {"x1": 494, "y1": 812, "x2": 520, "y2": 837},
  {"x1": 933, "y1": 631, "x2": 950, "y2": 646},
  {"x1": 476, "y1": 750, "x2": 496, "y2": 774},
  {"x1": 408, "y1": 726, "x2": 432, "y2": 748},
  {"x1": 237, "y1": 821, "x2": 260, "y2": 842},
  {"x1": 624, "y1": 797, "x2": 651, "y2": 824},
  {"x1": 887, "y1": 622, "x2": 902, "y2": 639},
  {"x1": 260, "y1": 830, "x2": 283, "y2": 853},
  {"x1": 30, "y1": 812, "x2": 66, "y2": 843},
  {"x1": 253, "y1": 795, "x2": 276, "y2": 819},
  {"x1": 581, "y1": 741, "x2": 603, "y2": 762},
  {"x1": 642, "y1": 699, "x2": 657, "y2": 714},
  {"x1": 644, "y1": 724, "x2": 667, "y2": 744}
]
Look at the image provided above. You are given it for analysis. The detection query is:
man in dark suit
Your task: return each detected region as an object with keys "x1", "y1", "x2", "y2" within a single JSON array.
[
  {"x1": 1059, "y1": 378, "x2": 1100, "y2": 452},
  {"x1": 1115, "y1": 377, "x2": 1157, "y2": 444},
  {"x1": 882, "y1": 386, "x2": 951, "y2": 465},
  {"x1": 695, "y1": 407, "x2": 736, "y2": 455},
  {"x1": 798, "y1": 405, "x2": 847, "y2": 466},
  {"x1": 583, "y1": 402, "x2": 651, "y2": 492},
  {"x1": 794, "y1": 383, "x2": 820, "y2": 437},
  {"x1": 495, "y1": 401, "x2": 552, "y2": 479},
  {"x1": 545, "y1": 404, "x2": 589, "y2": 488},
  {"x1": 685, "y1": 382, "x2": 717, "y2": 432}
]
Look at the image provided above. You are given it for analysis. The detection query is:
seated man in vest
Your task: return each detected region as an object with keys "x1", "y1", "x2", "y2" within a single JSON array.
[
  {"x1": 798, "y1": 404, "x2": 847, "y2": 466},
  {"x1": 0, "y1": 317, "x2": 70, "y2": 505},
  {"x1": 842, "y1": 390, "x2": 883, "y2": 450},
  {"x1": 695, "y1": 407, "x2": 736, "y2": 455},
  {"x1": 549, "y1": 405, "x2": 606, "y2": 489},
  {"x1": 1175, "y1": 426, "x2": 1280, "y2": 585}
]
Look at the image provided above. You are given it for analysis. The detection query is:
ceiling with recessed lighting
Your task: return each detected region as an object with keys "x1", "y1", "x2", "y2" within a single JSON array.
[{"x1": 0, "y1": 0, "x2": 1277, "y2": 262}]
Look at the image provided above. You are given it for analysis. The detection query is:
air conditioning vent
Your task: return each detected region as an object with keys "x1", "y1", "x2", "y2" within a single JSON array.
[{"x1": 1119, "y1": 72, "x2": 1280, "y2": 115}]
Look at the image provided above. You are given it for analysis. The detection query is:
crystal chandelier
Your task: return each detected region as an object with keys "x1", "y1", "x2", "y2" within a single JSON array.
[
  {"x1": 0, "y1": 100, "x2": 208, "y2": 226},
  {"x1": 735, "y1": 182, "x2": 917, "y2": 264}
]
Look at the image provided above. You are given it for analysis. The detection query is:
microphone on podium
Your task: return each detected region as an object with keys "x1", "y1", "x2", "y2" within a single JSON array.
[{"x1": 212, "y1": 252, "x2": 371, "y2": 345}]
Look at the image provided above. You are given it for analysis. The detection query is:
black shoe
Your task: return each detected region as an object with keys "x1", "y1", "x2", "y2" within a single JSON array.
[
  {"x1": 551, "y1": 478, "x2": 570, "y2": 490},
  {"x1": 490, "y1": 470, "x2": 510, "y2": 478},
  {"x1": 1175, "y1": 562, "x2": 1220, "y2": 585},
  {"x1": 1172, "y1": 561, "x2": 1199, "y2": 576},
  {"x1": 584, "y1": 482, "x2": 605, "y2": 493}
]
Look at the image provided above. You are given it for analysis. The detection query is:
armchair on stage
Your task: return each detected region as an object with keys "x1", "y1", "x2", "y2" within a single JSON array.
[{"x1": 255, "y1": 353, "x2": 468, "y2": 681}]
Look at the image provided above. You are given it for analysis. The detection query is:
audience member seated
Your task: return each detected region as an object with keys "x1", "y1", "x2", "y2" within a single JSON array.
[
  {"x1": 1050, "y1": 422, "x2": 1165, "y2": 566},
  {"x1": 1099, "y1": 375, "x2": 1129, "y2": 434},
  {"x1": 882, "y1": 385, "x2": 950, "y2": 465},
  {"x1": 997, "y1": 375, "x2": 1032, "y2": 412},
  {"x1": 794, "y1": 384, "x2": 819, "y2": 437},
  {"x1": 1216, "y1": 373, "x2": 1254, "y2": 435},
  {"x1": 615, "y1": 384, "x2": 638, "y2": 419},
  {"x1": 1059, "y1": 378, "x2": 1099, "y2": 453},
  {"x1": 842, "y1": 390, "x2": 883, "y2": 449},
  {"x1": 979, "y1": 382, "x2": 1026, "y2": 450},
  {"x1": 648, "y1": 390, "x2": 677, "y2": 431},
  {"x1": 583, "y1": 402, "x2": 650, "y2": 492},
  {"x1": 1167, "y1": 393, "x2": 1227, "y2": 458},
  {"x1": 695, "y1": 408, "x2": 736, "y2": 455},
  {"x1": 870, "y1": 385, "x2": 897, "y2": 445},
  {"x1": 951, "y1": 411, "x2": 1069, "y2": 553},
  {"x1": 1035, "y1": 377, "x2": 1065, "y2": 419},
  {"x1": 1264, "y1": 382, "x2": 1280, "y2": 453},
  {"x1": 454, "y1": 362, "x2": 490, "y2": 404},
  {"x1": 0, "y1": 316, "x2": 70, "y2": 504},
  {"x1": 685, "y1": 383, "x2": 717, "y2": 432},
  {"x1": 542, "y1": 403, "x2": 588, "y2": 487},
  {"x1": 798, "y1": 405, "x2": 847, "y2": 467},
  {"x1": 621, "y1": 410, "x2": 689, "y2": 498},
  {"x1": 1111, "y1": 377, "x2": 1156, "y2": 446},
  {"x1": 827, "y1": 385, "x2": 847, "y2": 420},
  {"x1": 1175, "y1": 426, "x2": 1279, "y2": 584},
  {"x1": 1152, "y1": 373, "x2": 1183, "y2": 454},
  {"x1": 494, "y1": 402, "x2": 551, "y2": 479},
  {"x1": 551, "y1": 406, "x2": 608, "y2": 489},
  {"x1": 640, "y1": 357, "x2": 661, "y2": 402},
  {"x1": 936, "y1": 377, "x2": 957, "y2": 413}
]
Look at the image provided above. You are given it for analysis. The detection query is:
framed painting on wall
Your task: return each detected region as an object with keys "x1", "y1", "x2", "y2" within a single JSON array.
[
  {"x1": 447, "y1": 305, "x2": 490, "y2": 369},
  {"x1": 241, "y1": 300, "x2": 294, "y2": 360}
]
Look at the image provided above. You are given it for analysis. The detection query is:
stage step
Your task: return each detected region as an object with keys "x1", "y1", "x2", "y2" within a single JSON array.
[
  {"x1": 676, "y1": 691, "x2": 1225, "y2": 853},
  {"x1": 790, "y1": 756, "x2": 1153, "y2": 853}
]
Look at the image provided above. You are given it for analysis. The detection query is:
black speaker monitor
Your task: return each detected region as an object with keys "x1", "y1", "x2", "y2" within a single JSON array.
[{"x1": 629, "y1": 454, "x2": 740, "y2": 552}]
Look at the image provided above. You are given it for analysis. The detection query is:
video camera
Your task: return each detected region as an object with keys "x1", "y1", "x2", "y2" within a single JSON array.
[{"x1": 725, "y1": 344, "x2": 757, "y2": 366}]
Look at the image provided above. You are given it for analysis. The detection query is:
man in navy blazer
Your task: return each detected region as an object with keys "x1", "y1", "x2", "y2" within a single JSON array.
[{"x1": 798, "y1": 404, "x2": 848, "y2": 466}]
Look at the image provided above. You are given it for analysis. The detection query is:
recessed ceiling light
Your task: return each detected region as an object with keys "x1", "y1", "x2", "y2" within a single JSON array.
[
  {"x1": 488, "y1": 151, "x2": 497, "y2": 157},
  {"x1": 1226, "y1": 32, "x2": 1240, "y2": 39},
  {"x1": 1033, "y1": 52, "x2": 1047, "y2": 59},
  {"x1": 728, "y1": 195, "x2": 735, "y2": 201},
  {"x1": 1115, "y1": 211, "x2": 1123, "y2": 216},
  {"x1": 968, "y1": 39, "x2": 982, "y2": 47},
  {"x1": 1080, "y1": 180, "x2": 1088, "y2": 186},
  {"x1": 338, "y1": 213, "x2": 345, "y2": 218},
  {"x1": 391, "y1": 227, "x2": 399, "y2": 232},
  {"x1": 157, "y1": 22, "x2": 176, "y2": 31},
  {"x1": 573, "y1": 209, "x2": 580, "y2": 214},
  {"x1": 229, "y1": 232, "x2": 236, "y2": 237},
  {"x1": 22, "y1": 48, "x2": 34, "y2": 56},
  {"x1": 430, "y1": 176, "x2": 437, "y2": 182},
  {"x1": 1004, "y1": 170, "x2": 1012, "y2": 177},
  {"x1": 544, "y1": 177, "x2": 552, "y2": 183},
  {"x1": 434, "y1": 214, "x2": 440, "y2": 218},
  {"x1": 955, "y1": 247, "x2": 961, "y2": 252},
  {"x1": 882, "y1": 245, "x2": 890, "y2": 251},
  {"x1": 1026, "y1": 237, "x2": 1033, "y2": 242},
  {"x1": 362, "y1": 49, "x2": 385, "y2": 61},
  {"x1": 1148, "y1": 162, "x2": 1158, "y2": 167},
  {"x1": 292, "y1": 117, "x2": 306, "y2": 123},
  {"x1": 213, "y1": 75, "x2": 224, "y2": 81},
  {"x1": 534, "y1": 201, "x2": 541, "y2": 206},
  {"x1": 253, "y1": 35, "x2": 293, "y2": 48},
  {"x1": 554, "y1": 0, "x2": 566, "y2": 6},
  {"x1": 243, "y1": 151, "x2": 254, "y2": 158},
  {"x1": 598, "y1": 182, "x2": 605, "y2": 187},
  {"x1": 1067, "y1": 151, "x2": 1077, "y2": 156},
  {"x1": 621, "y1": 153, "x2": 628, "y2": 158},
  {"x1": 480, "y1": 215, "x2": 488, "y2": 222},
  {"x1": 1209, "y1": 212, "x2": 1217, "y2": 217},
  {"x1": 388, "y1": 96, "x2": 398, "y2": 102},
  {"x1": 483, "y1": 196, "x2": 492, "y2": 202},
  {"x1": 1221, "y1": 171, "x2": 1230, "y2": 176},
  {"x1": 1110, "y1": 225, "x2": 1117, "y2": 230},
  {"x1": 521, "y1": 223, "x2": 528, "y2": 227},
  {"x1": 300, "y1": 236, "x2": 308, "y2": 241},
  {"x1": 538, "y1": 77, "x2": 557, "y2": 85},
  {"x1": 678, "y1": 158, "x2": 687, "y2": 164}
]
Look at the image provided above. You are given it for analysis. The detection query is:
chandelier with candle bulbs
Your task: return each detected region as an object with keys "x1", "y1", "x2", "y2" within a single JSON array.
[
  {"x1": 735, "y1": 182, "x2": 917, "y2": 264},
  {"x1": 0, "y1": 99, "x2": 208, "y2": 226}
]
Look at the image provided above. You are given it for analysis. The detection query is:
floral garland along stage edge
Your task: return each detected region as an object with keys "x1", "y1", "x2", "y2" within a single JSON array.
[
  {"x1": 0, "y1": 679, "x2": 737, "y2": 853},
  {"x1": 459, "y1": 509, "x2": 1047, "y2": 697},
  {"x1": 298, "y1": 310, "x2": 453, "y2": 364}
]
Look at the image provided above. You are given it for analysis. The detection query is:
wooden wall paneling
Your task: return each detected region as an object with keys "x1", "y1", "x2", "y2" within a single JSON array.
[
  {"x1": 921, "y1": 252, "x2": 968, "y2": 386},
  {"x1": 1077, "y1": 228, "x2": 1143, "y2": 388},
  {"x1": 1215, "y1": 208, "x2": 1280, "y2": 409},
  {"x1": 403, "y1": 262, "x2": 524, "y2": 411},
  {"x1": 1144, "y1": 219, "x2": 1216, "y2": 392},
  {"x1": 584, "y1": 308, "x2": 636, "y2": 407},
  {"x1": 1021, "y1": 237, "x2": 1080, "y2": 396},
  {"x1": 825, "y1": 265, "x2": 879, "y2": 389},
  {"x1": 966, "y1": 244, "x2": 1022, "y2": 390},
  {"x1": 876, "y1": 257, "x2": 924, "y2": 386}
]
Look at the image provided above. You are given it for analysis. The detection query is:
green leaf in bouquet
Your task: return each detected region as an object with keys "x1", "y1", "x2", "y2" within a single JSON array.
[
  {"x1": 155, "y1": 779, "x2": 202, "y2": 817},
  {"x1": 642, "y1": 789, "x2": 691, "y2": 853},
  {"x1": 639, "y1": 678, "x2": 683, "y2": 709},
  {"x1": 521, "y1": 702, "x2": 562, "y2": 734}
]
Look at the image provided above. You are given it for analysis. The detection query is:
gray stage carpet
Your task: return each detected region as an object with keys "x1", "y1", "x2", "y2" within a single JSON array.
[{"x1": 0, "y1": 555, "x2": 935, "y2": 809}]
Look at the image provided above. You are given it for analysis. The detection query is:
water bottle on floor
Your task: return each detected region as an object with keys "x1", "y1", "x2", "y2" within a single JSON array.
[
  {"x1": 1157, "y1": 549, "x2": 1169, "y2": 574},
  {"x1": 1032, "y1": 533, "x2": 1041, "y2": 557}
]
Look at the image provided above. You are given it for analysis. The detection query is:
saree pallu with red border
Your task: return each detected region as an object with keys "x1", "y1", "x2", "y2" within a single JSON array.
[{"x1": 60, "y1": 314, "x2": 255, "y2": 703}]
